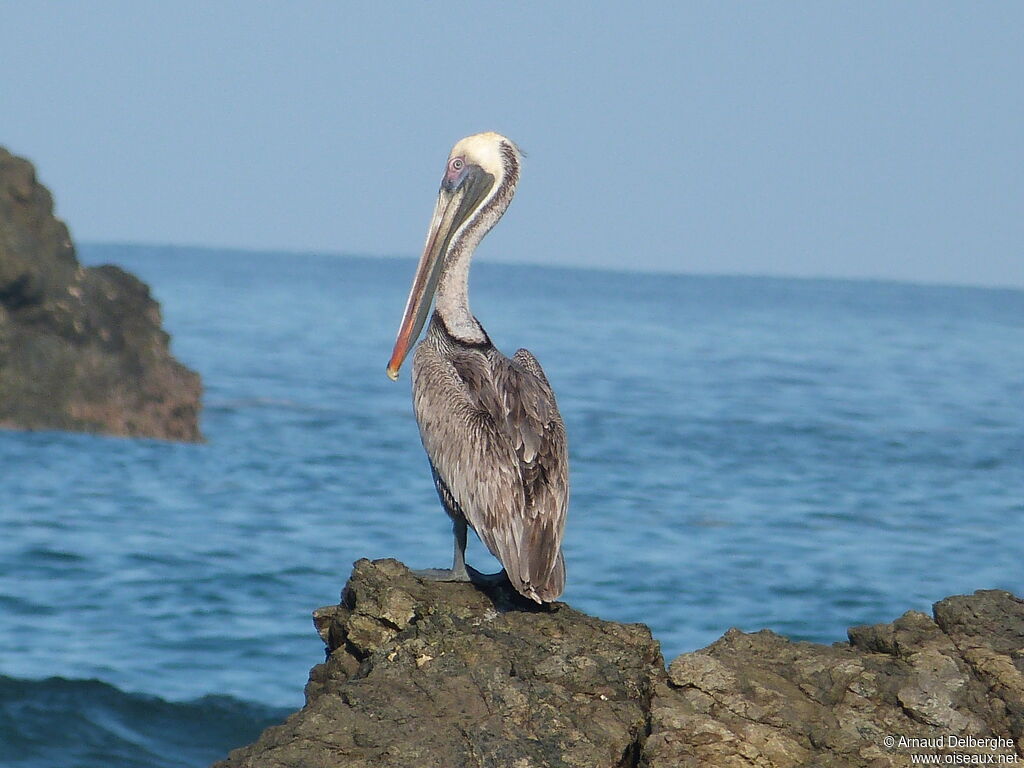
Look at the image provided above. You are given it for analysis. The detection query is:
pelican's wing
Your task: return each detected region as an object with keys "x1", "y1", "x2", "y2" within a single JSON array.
[
  {"x1": 504, "y1": 348, "x2": 568, "y2": 594},
  {"x1": 412, "y1": 343, "x2": 568, "y2": 602}
]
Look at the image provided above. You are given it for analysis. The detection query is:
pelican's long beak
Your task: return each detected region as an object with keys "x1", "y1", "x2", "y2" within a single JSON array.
[{"x1": 386, "y1": 167, "x2": 493, "y2": 380}]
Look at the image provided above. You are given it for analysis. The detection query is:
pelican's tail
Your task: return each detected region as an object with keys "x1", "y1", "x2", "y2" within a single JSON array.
[{"x1": 518, "y1": 550, "x2": 565, "y2": 604}]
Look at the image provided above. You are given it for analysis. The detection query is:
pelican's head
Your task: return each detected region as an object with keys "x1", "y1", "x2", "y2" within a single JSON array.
[{"x1": 386, "y1": 132, "x2": 521, "y2": 380}]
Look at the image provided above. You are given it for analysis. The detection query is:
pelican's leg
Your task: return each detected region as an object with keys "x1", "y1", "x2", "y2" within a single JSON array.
[
  {"x1": 451, "y1": 516, "x2": 468, "y2": 577},
  {"x1": 412, "y1": 518, "x2": 507, "y2": 588},
  {"x1": 411, "y1": 518, "x2": 471, "y2": 582}
]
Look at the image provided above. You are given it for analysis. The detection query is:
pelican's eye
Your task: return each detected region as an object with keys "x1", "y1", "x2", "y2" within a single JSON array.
[{"x1": 443, "y1": 157, "x2": 468, "y2": 188}]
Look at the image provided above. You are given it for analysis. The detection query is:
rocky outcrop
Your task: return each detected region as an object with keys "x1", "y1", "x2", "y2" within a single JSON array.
[
  {"x1": 647, "y1": 591, "x2": 1024, "y2": 766},
  {"x1": 216, "y1": 560, "x2": 1023, "y2": 768},
  {"x1": 217, "y1": 559, "x2": 662, "y2": 768},
  {"x1": 0, "y1": 147, "x2": 201, "y2": 441}
]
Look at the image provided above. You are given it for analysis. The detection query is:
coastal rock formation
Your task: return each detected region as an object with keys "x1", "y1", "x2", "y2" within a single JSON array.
[
  {"x1": 0, "y1": 147, "x2": 201, "y2": 441},
  {"x1": 216, "y1": 560, "x2": 1023, "y2": 768},
  {"x1": 647, "y1": 590, "x2": 1024, "y2": 767},
  {"x1": 217, "y1": 559, "x2": 662, "y2": 768}
]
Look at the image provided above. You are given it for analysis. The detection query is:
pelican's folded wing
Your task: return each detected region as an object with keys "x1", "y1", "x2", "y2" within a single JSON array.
[{"x1": 412, "y1": 342, "x2": 568, "y2": 602}]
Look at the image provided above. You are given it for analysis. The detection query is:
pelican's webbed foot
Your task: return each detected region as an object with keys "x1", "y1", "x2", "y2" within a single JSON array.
[
  {"x1": 412, "y1": 520, "x2": 509, "y2": 587},
  {"x1": 410, "y1": 565, "x2": 509, "y2": 589},
  {"x1": 411, "y1": 567, "x2": 472, "y2": 583},
  {"x1": 465, "y1": 565, "x2": 508, "y2": 587}
]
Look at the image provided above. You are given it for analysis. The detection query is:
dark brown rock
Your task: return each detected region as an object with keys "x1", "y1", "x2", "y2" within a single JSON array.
[
  {"x1": 0, "y1": 147, "x2": 201, "y2": 441},
  {"x1": 217, "y1": 566, "x2": 1023, "y2": 768},
  {"x1": 217, "y1": 559, "x2": 664, "y2": 768}
]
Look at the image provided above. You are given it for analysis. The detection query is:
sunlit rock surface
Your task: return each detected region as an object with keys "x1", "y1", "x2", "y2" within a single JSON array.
[
  {"x1": 646, "y1": 590, "x2": 1023, "y2": 767},
  {"x1": 217, "y1": 558, "x2": 661, "y2": 768}
]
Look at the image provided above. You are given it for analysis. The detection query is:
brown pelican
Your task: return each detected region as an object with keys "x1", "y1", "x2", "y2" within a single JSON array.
[{"x1": 386, "y1": 132, "x2": 569, "y2": 603}]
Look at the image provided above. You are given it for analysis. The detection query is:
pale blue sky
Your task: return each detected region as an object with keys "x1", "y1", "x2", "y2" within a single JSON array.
[{"x1": 2, "y1": 2, "x2": 1022, "y2": 287}]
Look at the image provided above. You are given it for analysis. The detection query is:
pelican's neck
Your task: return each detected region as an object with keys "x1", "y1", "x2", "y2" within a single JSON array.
[
  {"x1": 434, "y1": 141, "x2": 519, "y2": 345},
  {"x1": 435, "y1": 241, "x2": 486, "y2": 344},
  {"x1": 434, "y1": 189, "x2": 512, "y2": 344}
]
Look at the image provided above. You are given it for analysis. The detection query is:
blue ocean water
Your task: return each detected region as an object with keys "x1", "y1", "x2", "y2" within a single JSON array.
[{"x1": 1, "y1": 244, "x2": 1022, "y2": 766}]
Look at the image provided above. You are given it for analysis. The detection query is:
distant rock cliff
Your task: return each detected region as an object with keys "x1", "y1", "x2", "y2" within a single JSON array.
[
  {"x1": 216, "y1": 559, "x2": 1023, "y2": 768},
  {"x1": 0, "y1": 147, "x2": 201, "y2": 441}
]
